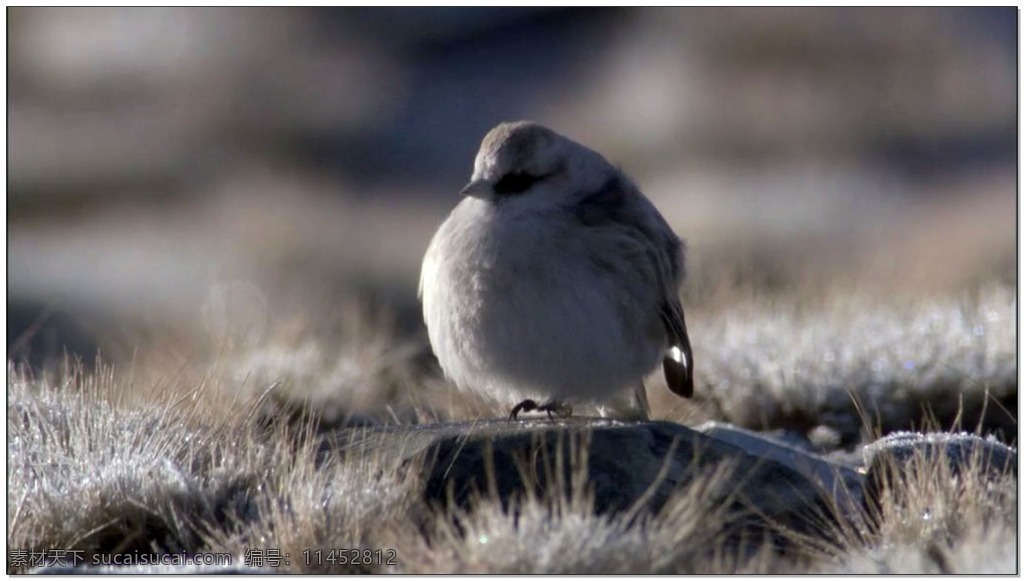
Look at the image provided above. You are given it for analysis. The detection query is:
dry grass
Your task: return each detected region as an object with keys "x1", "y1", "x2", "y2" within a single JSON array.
[
  {"x1": 811, "y1": 432, "x2": 1017, "y2": 574},
  {"x1": 393, "y1": 460, "x2": 770, "y2": 574},
  {"x1": 685, "y1": 283, "x2": 1016, "y2": 441},
  {"x1": 5, "y1": 361, "x2": 788, "y2": 574},
  {"x1": 7, "y1": 361, "x2": 262, "y2": 570},
  {"x1": 6, "y1": 279, "x2": 1017, "y2": 574}
]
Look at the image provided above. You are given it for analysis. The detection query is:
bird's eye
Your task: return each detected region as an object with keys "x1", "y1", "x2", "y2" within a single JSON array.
[{"x1": 494, "y1": 171, "x2": 540, "y2": 195}]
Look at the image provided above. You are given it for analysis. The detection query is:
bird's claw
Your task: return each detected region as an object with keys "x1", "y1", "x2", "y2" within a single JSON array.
[
  {"x1": 508, "y1": 399, "x2": 538, "y2": 421},
  {"x1": 508, "y1": 399, "x2": 573, "y2": 421}
]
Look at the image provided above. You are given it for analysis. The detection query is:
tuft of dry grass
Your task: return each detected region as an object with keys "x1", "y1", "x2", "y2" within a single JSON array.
[
  {"x1": 6, "y1": 358, "x2": 427, "y2": 574},
  {"x1": 7, "y1": 361, "x2": 264, "y2": 572},
  {"x1": 199, "y1": 432, "x2": 425, "y2": 573},
  {"x1": 809, "y1": 431, "x2": 1017, "y2": 574}
]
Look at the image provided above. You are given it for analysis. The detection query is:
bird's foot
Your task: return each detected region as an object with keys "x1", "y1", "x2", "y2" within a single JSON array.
[
  {"x1": 508, "y1": 399, "x2": 538, "y2": 420},
  {"x1": 508, "y1": 399, "x2": 573, "y2": 421}
]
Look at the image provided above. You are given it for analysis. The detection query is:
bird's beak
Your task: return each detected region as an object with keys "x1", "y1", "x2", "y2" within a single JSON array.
[{"x1": 460, "y1": 179, "x2": 495, "y2": 201}]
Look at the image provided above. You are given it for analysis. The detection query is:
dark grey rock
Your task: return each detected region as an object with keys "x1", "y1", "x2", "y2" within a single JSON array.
[
  {"x1": 862, "y1": 431, "x2": 1017, "y2": 510},
  {"x1": 696, "y1": 421, "x2": 865, "y2": 514},
  {"x1": 863, "y1": 430, "x2": 1017, "y2": 476},
  {"x1": 339, "y1": 418, "x2": 866, "y2": 546}
]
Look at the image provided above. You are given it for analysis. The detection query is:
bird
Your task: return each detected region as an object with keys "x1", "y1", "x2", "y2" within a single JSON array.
[{"x1": 419, "y1": 121, "x2": 693, "y2": 421}]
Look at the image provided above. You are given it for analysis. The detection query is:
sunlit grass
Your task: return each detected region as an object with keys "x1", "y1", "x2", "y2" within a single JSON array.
[{"x1": 7, "y1": 281, "x2": 1016, "y2": 573}]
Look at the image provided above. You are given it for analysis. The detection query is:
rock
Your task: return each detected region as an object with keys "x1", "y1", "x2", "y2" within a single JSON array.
[
  {"x1": 339, "y1": 418, "x2": 866, "y2": 545},
  {"x1": 696, "y1": 421, "x2": 865, "y2": 515},
  {"x1": 862, "y1": 431, "x2": 1017, "y2": 510},
  {"x1": 807, "y1": 424, "x2": 843, "y2": 449},
  {"x1": 863, "y1": 430, "x2": 1017, "y2": 476}
]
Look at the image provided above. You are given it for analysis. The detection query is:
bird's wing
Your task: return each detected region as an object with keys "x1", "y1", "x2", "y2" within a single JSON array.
[{"x1": 573, "y1": 175, "x2": 694, "y2": 398}]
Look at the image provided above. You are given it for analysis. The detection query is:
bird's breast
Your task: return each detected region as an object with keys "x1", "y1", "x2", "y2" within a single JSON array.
[{"x1": 422, "y1": 195, "x2": 668, "y2": 404}]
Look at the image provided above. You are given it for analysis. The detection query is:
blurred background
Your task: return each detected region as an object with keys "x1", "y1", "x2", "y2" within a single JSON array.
[{"x1": 7, "y1": 8, "x2": 1017, "y2": 401}]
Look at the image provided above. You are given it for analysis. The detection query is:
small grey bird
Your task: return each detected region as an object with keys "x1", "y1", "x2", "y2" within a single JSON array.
[{"x1": 419, "y1": 121, "x2": 693, "y2": 420}]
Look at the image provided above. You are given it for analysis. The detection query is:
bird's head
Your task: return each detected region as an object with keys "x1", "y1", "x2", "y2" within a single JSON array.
[{"x1": 461, "y1": 121, "x2": 613, "y2": 204}]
